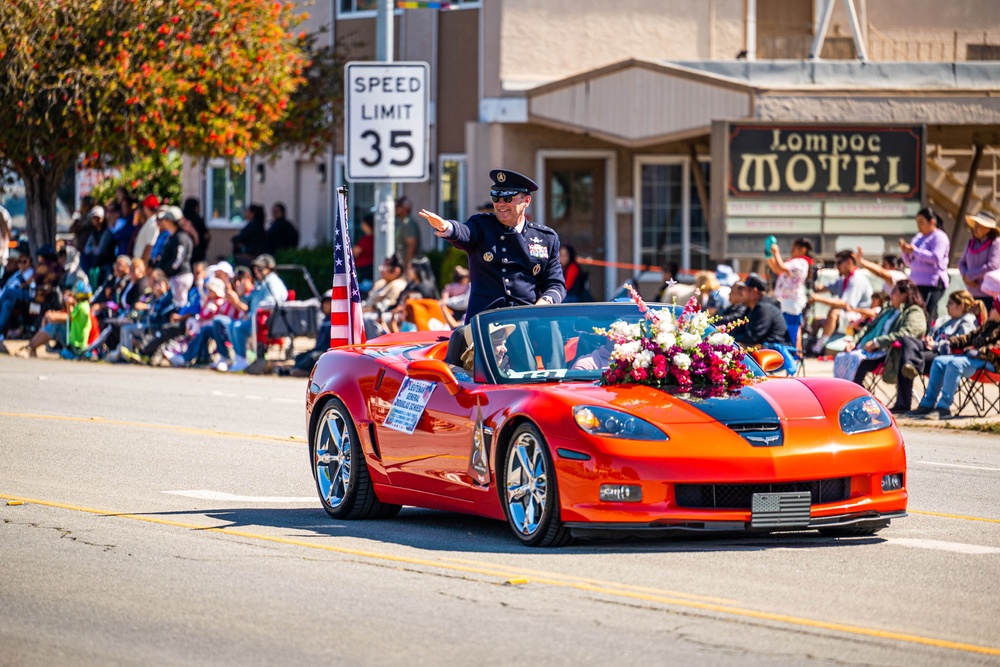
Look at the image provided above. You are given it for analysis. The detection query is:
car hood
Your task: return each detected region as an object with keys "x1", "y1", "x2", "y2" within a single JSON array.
[{"x1": 546, "y1": 378, "x2": 825, "y2": 427}]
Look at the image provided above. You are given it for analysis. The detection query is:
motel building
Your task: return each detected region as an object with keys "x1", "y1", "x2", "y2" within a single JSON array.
[{"x1": 182, "y1": 0, "x2": 1000, "y2": 298}]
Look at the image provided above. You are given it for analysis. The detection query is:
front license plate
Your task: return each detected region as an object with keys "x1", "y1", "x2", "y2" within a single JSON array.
[{"x1": 750, "y1": 491, "x2": 811, "y2": 528}]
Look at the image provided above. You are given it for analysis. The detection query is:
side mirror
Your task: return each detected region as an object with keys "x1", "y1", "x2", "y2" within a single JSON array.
[
  {"x1": 751, "y1": 348, "x2": 785, "y2": 374},
  {"x1": 406, "y1": 359, "x2": 462, "y2": 396}
]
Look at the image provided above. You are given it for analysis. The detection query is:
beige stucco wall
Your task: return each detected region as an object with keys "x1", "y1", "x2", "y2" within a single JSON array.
[{"x1": 498, "y1": 0, "x2": 744, "y2": 89}]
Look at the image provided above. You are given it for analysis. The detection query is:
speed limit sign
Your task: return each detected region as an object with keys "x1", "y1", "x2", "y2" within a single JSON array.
[{"x1": 345, "y1": 62, "x2": 429, "y2": 182}]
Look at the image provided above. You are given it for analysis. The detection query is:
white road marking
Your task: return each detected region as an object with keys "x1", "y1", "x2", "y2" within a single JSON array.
[
  {"x1": 210, "y1": 390, "x2": 299, "y2": 404},
  {"x1": 163, "y1": 490, "x2": 317, "y2": 503},
  {"x1": 911, "y1": 461, "x2": 1000, "y2": 473},
  {"x1": 888, "y1": 538, "x2": 1000, "y2": 555}
]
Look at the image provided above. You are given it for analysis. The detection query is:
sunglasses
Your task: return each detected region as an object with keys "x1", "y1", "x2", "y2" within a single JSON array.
[{"x1": 490, "y1": 189, "x2": 524, "y2": 204}]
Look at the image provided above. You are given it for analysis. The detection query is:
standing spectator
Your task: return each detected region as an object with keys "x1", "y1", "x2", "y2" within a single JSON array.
[
  {"x1": 768, "y1": 237, "x2": 813, "y2": 349},
  {"x1": 352, "y1": 214, "x2": 375, "y2": 289},
  {"x1": 265, "y1": 202, "x2": 299, "y2": 255},
  {"x1": 153, "y1": 206, "x2": 194, "y2": 308},
  {"x1": 891, "y1": 290, "x2": 982, "y2": 414},
  {"x1": 218, "y1": 254, "x2": 287, "y2": 373},
  {"x1": 395, "y1": 196, "x2": 421, "y2": 268},
  {"x1": 911, "y1": 299, "x2": 1000, "y2": 419},
  {"x1": 106, "y1": 201, "x2": 132, "y2": 257},
  {"x1": 0, "y1": 205, "x2": 10, "y2": 283},
  {"x1": 183, "y1": 198, "x2": 210, "y2": 263},
  {"x1": 900, "y1": 207, "x2": 950, "y2": 324},
  {"x1": 80, "y1": 206, "x2": 115, "y2": 284},
  {"x1": 958, "y1": 211, "x2": 1000, "y2": 310},
  {"x1": 70, "y1": 195, "x2": 96, "y2": 251},
  {"x1": 560, "y1": 244, "x2": 592, "y2": 303},
  {"x1": 232, "y1": 204, "x2": 267, "y2": 267},
  {"x1": 808, "y1": 250, "x2": 873, "y2": 355},
  {"x1": 132, "y1": 195, "x2": 161, "y2": 262}
]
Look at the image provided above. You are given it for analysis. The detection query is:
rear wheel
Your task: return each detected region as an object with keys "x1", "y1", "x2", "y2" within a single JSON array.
[
  {"x1": 311, "y1": 398, "x2": 400, "y2": 520},
  {"x1": 501, "y1": 423, "x2": 571, "y2": 547}
]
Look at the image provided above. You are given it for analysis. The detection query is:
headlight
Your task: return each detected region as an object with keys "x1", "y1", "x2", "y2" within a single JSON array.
[
  {"x1": 839, "y1": 397, "x2": 892, "y2": 435},
  {"x1": 573, "y1": 406, "x2": 668, "y2": 441}
]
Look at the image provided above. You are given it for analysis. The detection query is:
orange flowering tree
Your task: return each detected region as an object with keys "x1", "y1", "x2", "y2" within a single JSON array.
[{"x1": 0, "y1": 0, "x2": 327, "y2": 252}]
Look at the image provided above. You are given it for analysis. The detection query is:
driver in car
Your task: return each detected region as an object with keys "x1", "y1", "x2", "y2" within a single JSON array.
[{"x1": 461, "y1": 322, "x2": 515, "y2": 373}]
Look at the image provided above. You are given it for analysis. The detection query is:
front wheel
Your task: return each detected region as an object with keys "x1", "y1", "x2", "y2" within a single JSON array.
[
  {"x1": 311, "y1": 398, "x2": 400, "y2": 520},
  {"x1": 500, "y1": 423, "x2": 571, "y2": 547}
]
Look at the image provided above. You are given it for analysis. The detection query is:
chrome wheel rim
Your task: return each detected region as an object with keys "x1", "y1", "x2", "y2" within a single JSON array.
[
  {"x1": 505, "y1": 431, "x2": 549, "y2": 537},
  {"x1": 315, "y1": 407, "x2": 353, "y2": 509}
]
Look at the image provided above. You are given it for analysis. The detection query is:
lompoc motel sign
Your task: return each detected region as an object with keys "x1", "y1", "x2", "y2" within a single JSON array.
[{"x1": 345, "y1": 61, "x2": 430, "y2": 182}]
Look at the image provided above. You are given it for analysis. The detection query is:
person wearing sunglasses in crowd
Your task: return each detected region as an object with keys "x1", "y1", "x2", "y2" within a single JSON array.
[{"x1": 418, "y1": 169, "x2": 565, "y2": 322}]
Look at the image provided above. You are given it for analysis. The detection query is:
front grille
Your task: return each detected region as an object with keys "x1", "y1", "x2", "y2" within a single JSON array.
[
  {"x1": 674, "y1": 478, "x2": 851, "y2": 509},
  {"x1": 727, "y1": 422, "x2": 780, "y2": 434}
]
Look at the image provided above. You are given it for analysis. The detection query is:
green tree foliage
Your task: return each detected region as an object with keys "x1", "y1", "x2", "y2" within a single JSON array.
[
  {"x1": 0, "y1": 0, "x2": 338, "y2": 253},
  {"x1": 89, "y1": 152, "x2": 183, "y2": 208}
]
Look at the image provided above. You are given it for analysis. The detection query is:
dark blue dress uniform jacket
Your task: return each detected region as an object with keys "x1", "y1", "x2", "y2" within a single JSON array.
[{"x1": 443, "y1": 213, "x2": 566, "y2": 321}]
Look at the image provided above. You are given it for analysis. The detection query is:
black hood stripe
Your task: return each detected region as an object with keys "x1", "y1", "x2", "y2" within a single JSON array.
[{"x1": 681, "y1": 386, "x2": 783, "y2": 446}]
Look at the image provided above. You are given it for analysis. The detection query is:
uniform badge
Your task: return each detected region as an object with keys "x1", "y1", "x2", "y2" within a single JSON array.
[
  {"x1": 528, "y1": 243, "x2": 548, "y2": 260},
  {"x1": 532, "y1": 264, "x2": 541, "y2": 275},
  {"x1": 483, "y1": 251, "x2": 494, "y2": 262},
  {"x1": 496, "y1": 172, "x2": 506, "y2": 183}
]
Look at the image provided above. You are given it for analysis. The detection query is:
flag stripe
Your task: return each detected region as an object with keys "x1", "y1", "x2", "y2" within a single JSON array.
[{"x1": 329, "y1": 188, "x2": 366, "y2": 349}]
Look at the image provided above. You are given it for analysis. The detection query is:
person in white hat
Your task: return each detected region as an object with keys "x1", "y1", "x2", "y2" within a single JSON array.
[{"x1": 959, "y1": 210, "x2": 1000, "y2": 308}]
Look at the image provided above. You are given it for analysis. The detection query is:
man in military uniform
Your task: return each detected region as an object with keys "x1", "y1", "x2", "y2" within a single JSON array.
[{"x1": 419, "y1": 169, "x2": 566, "y2": 322}]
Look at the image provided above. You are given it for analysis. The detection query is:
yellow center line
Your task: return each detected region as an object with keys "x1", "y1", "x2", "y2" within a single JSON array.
[
  {"x1": 910, "y1": 509, "x2": 1000, "y2": 524},
  {"x1": 3, "y1": 492, "x2": 999, "y2": 658},
  {"x1": 0, "y1": 410, "x2": 305, "y2": 445}
]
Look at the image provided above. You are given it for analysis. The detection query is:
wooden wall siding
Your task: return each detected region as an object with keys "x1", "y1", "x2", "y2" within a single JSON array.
[{"x1": 529, "y1": 68, "x2": 751, "y2": 146}]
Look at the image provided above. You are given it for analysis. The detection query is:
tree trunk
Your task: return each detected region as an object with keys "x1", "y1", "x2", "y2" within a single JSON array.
[{"x1": 21, "y1": 164, "x2": 63, "y2": 255}]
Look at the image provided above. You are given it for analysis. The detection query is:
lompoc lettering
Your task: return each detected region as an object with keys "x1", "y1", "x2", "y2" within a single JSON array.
[{"x1": 729, "y1": 125, "x2": 922, "y2": 199}]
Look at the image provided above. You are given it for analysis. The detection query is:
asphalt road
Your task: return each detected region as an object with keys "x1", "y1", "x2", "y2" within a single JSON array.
[{"x1": 2, "y1": 357, "x2": 999, "y2": 666}]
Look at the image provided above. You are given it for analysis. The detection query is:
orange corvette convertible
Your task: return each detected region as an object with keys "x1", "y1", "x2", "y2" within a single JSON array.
[{"x1": 306, "y1": 303, "x2": 907, "y2": 547}]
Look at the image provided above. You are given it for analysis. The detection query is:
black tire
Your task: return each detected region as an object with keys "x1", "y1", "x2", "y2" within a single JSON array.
[
  {"x1": 818, "y1": 526, "x2": 881, "y2": 537},
  {"x1": 311, "y1": 398, "x2": 401, "y2": 520},
  {"x1": 499, "y1": 422, "x2": 572, "y2": 547}
]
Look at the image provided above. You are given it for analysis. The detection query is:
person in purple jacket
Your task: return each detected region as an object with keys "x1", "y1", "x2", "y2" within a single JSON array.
[
  {"x1": 958, "y1": 210, "x2": 1000, "y2": 310},
  {"x1": 900, "y1": 207, "x2": 950, "y2": 325}
]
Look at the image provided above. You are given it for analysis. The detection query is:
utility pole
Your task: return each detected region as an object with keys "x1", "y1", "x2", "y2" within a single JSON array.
[{"x1": 373, "y1": 0, "x2": 396, "y2": 272}]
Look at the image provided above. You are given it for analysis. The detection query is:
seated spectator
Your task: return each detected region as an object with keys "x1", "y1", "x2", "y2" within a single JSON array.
[
  {"x1": 204, "y1": 266, "x2": 254, "y2": 371},
  {"x1": 362, "y1": 255, "x2": 407, "y2": 337},
  {"x1": 387, "y1": 291, "x2": 422, "y2": 333},
  {"x1": 561, "y1": 245, "x2": 593, "y2": 303},
  {"x1": 168, "y1": 277, "x2": 232, "y2": 367},
  {"x1": 278, "y1": 290, "x2": 333, "y2": 378},
  {"x1": 117, "y1": 270, "x2": 178, "y2": 364},
  {"x1": 218, "y1": 254, "x2": 287, "y2": 373},
  {"x1": 911, "y1": 298, "x2": 1000, "y2": 419},
  {"x1": 856, "y1": 248, "x2": 906, "y2": 293},
  {"x1": 655, "y1": 262, "x2": 680, "y2": 302},
  {"x1": 694, "y1": 270, "x2": 725, "y2": 315},
  {"x1": 891, "y1": 289, "x2": 983, "y2": 413},
  {"x1": 715, "y1": 281, "x2": 748, "y2": 328},
  {"x1": 808, "y1": 250, "x2": 873, "y2": 355},
  {"x1": 0, "y1": 246, "x2": 62, "y2": 350},
  {"x1": 734, "y1": 274, "x2": 795, "y2": 374},
  {"x1": 832, "y1": 279, "x2": 927, "y2": 385},
  {"x1": 91, "y1": 255, "x2": 131, "y2": 322},
  {"x1": 352, "y1": 214, "x2": 375, "y2": 290},
  {"x1": 400, "y1": 255, "x2": 439, "y2": 302},
  {"x1": 1, "y1": 254, "x2": 34, "y2": 298},
  {"x1": 22, "y1": 281, "x2": 92, "y2": 359},
  {"x1": 441, "y1": 265, "x2": 471, "y2": 327}
]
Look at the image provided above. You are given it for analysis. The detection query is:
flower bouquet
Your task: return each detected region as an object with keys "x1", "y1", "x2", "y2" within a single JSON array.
[{"x1": 597, "y1": 285, "x2": 754, "y2": 395}]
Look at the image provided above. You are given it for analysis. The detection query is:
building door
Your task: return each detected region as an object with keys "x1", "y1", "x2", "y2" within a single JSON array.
[{"x1": 543, "y1": 158, "x2": 605, "y2": 301}]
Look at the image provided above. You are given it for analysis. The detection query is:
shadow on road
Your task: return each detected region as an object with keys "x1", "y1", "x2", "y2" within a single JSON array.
[{"x1": 128, "y1": 505, "x2": 886, "y2": 555}]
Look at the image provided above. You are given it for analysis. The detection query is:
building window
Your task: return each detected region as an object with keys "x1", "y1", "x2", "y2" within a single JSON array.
[
  {"x1": 638, "y1": 159, "x2": 711, "y2": 272},
  {"x1": 339, "y1": 0, "x2": 377, "y2": 15},
  {"x1": 438, "y1": 155, "x2": 466, "y2": 224},
  {"x1": 206, "y1": 158, "x2": 249, "y2": 225}
]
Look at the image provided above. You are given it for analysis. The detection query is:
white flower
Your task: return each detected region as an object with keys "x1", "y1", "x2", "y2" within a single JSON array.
[
  {"x1": 655, "y1": 332, "x2": 676, "y2": 350},
  {"x1": 688, "y1": 312, "x2": 710, "y2": 334},
  {"x1": 612, "y1": 340, "x2": 640, "y2": 361},
  {"x1": 653, "y1": 309, "x2": 674, "y2": 331},
  {"x1": 633, "y1": 350, "x2": 654, "y2": 370},
  {"x1": 672, "y1": 352, "x2": 692, "y2": 370},
  {"x1": 611, "y1": 321, "x2": 641, "y2": 341},
  {"x1": 678, "y1": 332, "x2": 700, "y2": 349},
  {"x1": 708, "y1": 332, "x2": 734, "y2": 347}
]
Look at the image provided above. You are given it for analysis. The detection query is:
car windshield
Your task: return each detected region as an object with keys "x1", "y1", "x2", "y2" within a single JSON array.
[{"x1": 472, "y1": 303, "x2": 765, "y2": 385}]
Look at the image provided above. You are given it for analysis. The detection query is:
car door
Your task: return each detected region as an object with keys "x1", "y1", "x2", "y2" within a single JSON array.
[{"x1": 373, "y1": 369, "x2": 477, "y2": 501}]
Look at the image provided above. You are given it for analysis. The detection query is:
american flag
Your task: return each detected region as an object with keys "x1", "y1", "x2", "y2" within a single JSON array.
[{"x1": 330, "y1": 187, "x2": 366, "y2": 348}]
